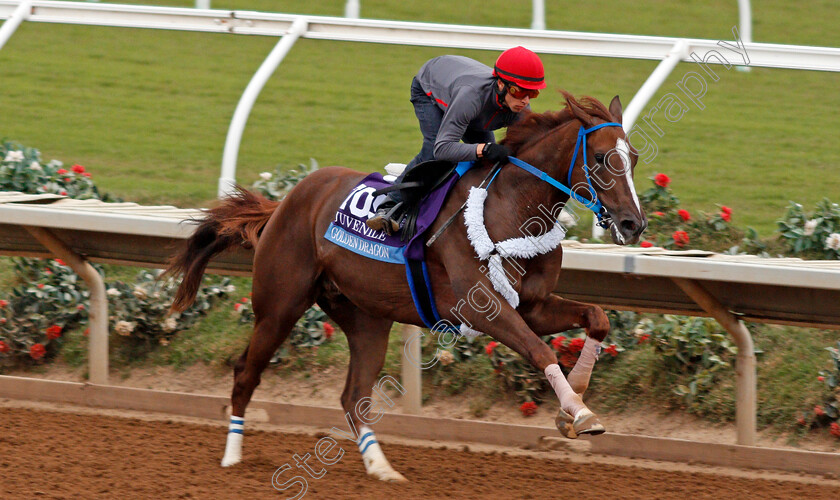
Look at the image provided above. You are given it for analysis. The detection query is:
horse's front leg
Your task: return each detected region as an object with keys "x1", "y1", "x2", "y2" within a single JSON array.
[
  {"x1": 442, "y1": 283, "x2": 604, "y2": 439},
  {"x1": 520, "y1": 293, "x2": 609, "y2": 396}
]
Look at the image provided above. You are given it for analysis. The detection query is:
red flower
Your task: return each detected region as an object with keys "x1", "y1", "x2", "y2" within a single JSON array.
[
  {"x1": 797, "y1": 416, "x2": 807, "y2": 426},
  {"x1": 559, "y1": 352, "x2": 578, "y2": 368},
  {"x1": 0, "y1": 318, "x2": 6, "y2": 325},
  {"x1": 519, "y1": 401, "x2": 538, "y2": 417},
  {"x1": 604, "y1": 344, "x2": 618, "y2": 357},
  {"x1": 240, "y1": 297, "x2": 249, "y2": 303},
  {"x1": 233, "y1": 303, "x2": 242, "y2": 312},
  {"x1": 654, "y1": 173, "x2": 671, "y2": 188},
  {"x1": 639, "y1": 334, "x2": 650, "y2": 344},
  {"x1": 831, "y1": 422, "x2": 840, "y2": 438},
  {"x1": 30, "y1": 343, "x2": 46, "y2": 360},
  {"x1": 672, "y1": 230, "x2": 690, "y2": 247},
  {"x1": 568, "y1": 338, "x2": 585, "y2": 353},
  {"x1": 71, "y1": 164, "x2": 85, "y2": 174},
  {"x1": 84, "y1": 328, "x2": 90, "y2": 337},
  {"x1": 721, "y1": 211, "x2": 731, "y2": 222},
  {"x1": 37, "y1": 284, "x2": 45, "y2": 289},
  {"x1": 324, "y1": 323, "x2": 335, "y2": 339},
  {"x1": 815, "y1": 406, "x2": 826, "y2": 416},
  {"x1": 485, "y1": 341, "x2": 499, "y2": 355},
  {"x1": 77, "y1": 304, "x2": 85, "y2": 310},
  {"x1": 82, "y1": 172, "x2": 92, "y2": 178},
  {"x1": 818, "y1": 376, "x2": 825, "y2": 382},
  {"x1": 653, "y1": 211, "x2": 665, "y2": 217},
  {"x1": 54, "y1": 259, "x2": 66, "y2": 266},
  {"x1": 60, "y1": 191, "x2": 67, "y2": 196},
  {"x1": 0, "y1": 341, "x2": 9, "y2": 353},
  {"x1": 46, "y1": 325, "x2": 63, "y2": 340},
  {"x1": 0, "y1": 299, "x2": 7, "y2": 307},
  {"x1": 63, "y1": 178, "x2": 71, "y2": 183},
  {"x1": 550, "y1": 336, "x2": 566, "y2": 350},
  {"x1": 721, "y1": 206, "x2": 732, "y2": 215},
  {"x1": 678, "y1": 209, "x2": 691, "y2": 222},
  {"x1": 56, "y1": 168, "x2": 68, "y2": 175},
  {"x1": 640, "y1": 241, "x2": 653, "y2": 248}
]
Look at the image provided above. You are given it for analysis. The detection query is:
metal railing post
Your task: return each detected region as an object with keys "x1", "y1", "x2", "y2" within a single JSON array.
[
  {"x1": 0, "y1": 0, "x2": 32, "y2": 51},
  {"x1": 531, "y1": 0, "x2": 545, "y2": 30},
  {"x1": 400, "y1": 324, "x2": 423, "y2": 414},
  {"x1": 218, "y1": 17, "x2": 308, "y2": 197},
  {"x1": 344, "y1": 0, "x2": 359, "y2": 19},
  {"x1": 672, "y1": 278, "x2": 756, "y2": 446},
  {"x1": 22, "y1": 226, "x2": 109, "y2": 385},
  {"x1": 737, "y1": 0, "x2": 752, "y2": 72}
]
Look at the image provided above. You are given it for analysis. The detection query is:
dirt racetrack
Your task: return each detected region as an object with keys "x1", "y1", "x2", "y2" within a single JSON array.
[{"x1": 2, "y1": 406, "x2": 839, "y2": 499}]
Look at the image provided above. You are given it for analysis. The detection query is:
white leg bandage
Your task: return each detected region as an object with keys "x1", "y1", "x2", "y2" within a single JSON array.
[
  {"x1": 221, "y1": 416, "x2": 244, "y2": 467},
  {"x1": 545, "y1": 364, "x2": 587, "y2": 418},
  {"x1": 357, "y1": 425, "x2": 405, "y2": 482},
  {"x1": 567, "y1": 337, "x2": 601, "y2": 395}
]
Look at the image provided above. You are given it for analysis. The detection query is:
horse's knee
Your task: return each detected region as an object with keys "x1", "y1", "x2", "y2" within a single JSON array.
[{"x1": 585, "y1": 306, "x2": 610, "y2": 342}]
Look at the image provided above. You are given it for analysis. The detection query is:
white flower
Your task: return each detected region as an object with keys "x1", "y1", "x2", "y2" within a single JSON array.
[
  {"x1": 106, "y1": 288, "x2": 121, "y2": 297},
  {"x1": 159, "y1": 338, "x2": 170, "y2": 346},
  {"x1": 224, "y1": 284, "x2": 236, "y2": 293},
  {"x1": 3, "y1": 151, "x2": 24, "y2": 162},
  {"x1": 633, "y1": 328, "x2": 646, "y2": 338},
  {"x1": 29, "y1": 161, "x2": 42, "y2": 171},
  {"x1": 804, "y1": 219, "x2": 818, "y2": 236},
  {"x1": 436, "y1": 350, "x2": 455, "y2": 366},
  {"x1": 259, "y1": 172, "x2": 273, "y2": 181},
  {"x1": 133, "y1": 287, "x2": 147, "y2": 300},
  {"x1": 826, "y1": 233, "x2": 840, "y2": 251},
  {"x1": 162, "y1": 317, "x2": 178, "y2": 332},
  {"x1": 114, "y1": 321, "x2": 135, "y2": 336}
]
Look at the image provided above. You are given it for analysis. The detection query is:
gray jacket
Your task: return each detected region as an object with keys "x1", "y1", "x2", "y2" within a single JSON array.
[{"x1": 415, "y1": 55, "x2": 525, "y2": 161}]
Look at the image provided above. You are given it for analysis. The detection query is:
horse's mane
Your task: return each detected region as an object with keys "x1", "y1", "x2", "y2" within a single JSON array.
[{"x1": 502, "y1": 91, "x2": 614, "y2": 154}]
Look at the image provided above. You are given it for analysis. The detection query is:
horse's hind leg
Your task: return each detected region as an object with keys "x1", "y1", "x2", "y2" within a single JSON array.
[
  {"x1": 221, "y1": 264, "x2": 318, "y2": 467},
  {"x1": 319, "y1": 298, "x2": 406, "y2": 482}
]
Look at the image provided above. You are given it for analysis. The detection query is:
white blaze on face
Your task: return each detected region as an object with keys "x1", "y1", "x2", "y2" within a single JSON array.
[{"x1": 616, "y1": 138, "x2": 641, "y2": 213}]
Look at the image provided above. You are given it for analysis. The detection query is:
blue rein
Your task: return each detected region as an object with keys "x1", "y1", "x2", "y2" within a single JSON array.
[{"x1": 503, "y1": 122, "x2": 622, "y2": 229}]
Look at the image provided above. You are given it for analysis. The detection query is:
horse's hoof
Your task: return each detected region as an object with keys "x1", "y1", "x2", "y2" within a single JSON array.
[
  {"x1": 555, "y1": 408, "x2": 605, "y2": 439},
  {"x1": 369, "y1": 468, "x2": 408, "y2": 482}
]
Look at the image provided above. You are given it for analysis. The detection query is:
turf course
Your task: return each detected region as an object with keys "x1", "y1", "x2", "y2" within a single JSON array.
[{"x1": 1, "y1": 1, "x2": 838, "y2": 233}]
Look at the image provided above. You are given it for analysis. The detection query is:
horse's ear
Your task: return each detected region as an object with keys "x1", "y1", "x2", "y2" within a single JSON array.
[
  {"x1": 567, "y1": 98, "x2": 594, "y2": 128},
  {"x1": 609, "y1": 95, "x2": 623, "y2": 124}
]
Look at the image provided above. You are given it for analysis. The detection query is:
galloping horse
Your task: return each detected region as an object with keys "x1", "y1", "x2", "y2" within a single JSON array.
[{"x1": 166, "y1": 92, "x2": 645, "y2": 482}]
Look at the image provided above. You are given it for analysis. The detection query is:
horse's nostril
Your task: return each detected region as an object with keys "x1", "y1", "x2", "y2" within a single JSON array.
[{"x1": 620, "y1": 219, "x2": 637, "y2": 234}]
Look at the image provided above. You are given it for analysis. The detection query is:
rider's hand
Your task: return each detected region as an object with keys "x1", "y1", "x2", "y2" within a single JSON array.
[{"x1": 482, "y1": 143, "x2": 510, "y2": 164}]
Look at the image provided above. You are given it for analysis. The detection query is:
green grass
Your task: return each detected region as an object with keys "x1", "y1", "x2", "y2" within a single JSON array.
[{"x1": 0, "y1": 1, "x2": 839, "y2": 231}]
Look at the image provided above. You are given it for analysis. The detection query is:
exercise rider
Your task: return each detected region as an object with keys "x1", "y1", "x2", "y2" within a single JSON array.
[{"x1": 366, "y1": 46, "x2": 547, "y2": 234}]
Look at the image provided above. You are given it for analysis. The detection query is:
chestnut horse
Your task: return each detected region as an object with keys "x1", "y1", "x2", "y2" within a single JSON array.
[{"x1": 166, "y1": 92, "x2": 645, "y2": 482}]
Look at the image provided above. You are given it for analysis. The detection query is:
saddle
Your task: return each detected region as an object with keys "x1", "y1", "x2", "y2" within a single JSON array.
[{"x1": 372, "y1": 160, "x2": 458, "y2": 241}]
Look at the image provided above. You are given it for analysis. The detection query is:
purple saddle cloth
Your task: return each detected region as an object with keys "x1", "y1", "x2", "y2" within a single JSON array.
[{"x1": 323, "y1": 170, "x2": 463, "y2": 263}]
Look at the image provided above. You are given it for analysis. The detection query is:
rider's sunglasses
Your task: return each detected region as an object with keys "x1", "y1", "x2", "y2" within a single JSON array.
[{"x1": 507, "y1": 84, "x2": 540, "y2": 100}]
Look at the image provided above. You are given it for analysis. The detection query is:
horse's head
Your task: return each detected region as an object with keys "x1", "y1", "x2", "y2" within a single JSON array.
[
  {"x1": 561, "y1": 92, "x2": 647, "y2": 245},
  {"x1": 502, "y1": 92, "x2": 647, "y2": 245}
]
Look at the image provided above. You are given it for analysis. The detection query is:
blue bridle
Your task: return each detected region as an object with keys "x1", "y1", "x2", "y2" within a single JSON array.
[{"x1": 500, "y1": 122, "x2": 623, "y2": 229}]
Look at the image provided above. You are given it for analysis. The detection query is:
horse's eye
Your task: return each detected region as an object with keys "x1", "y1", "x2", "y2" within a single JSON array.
[{"x1": 594, "y1": 153, "x2": 605, "y2": 163}]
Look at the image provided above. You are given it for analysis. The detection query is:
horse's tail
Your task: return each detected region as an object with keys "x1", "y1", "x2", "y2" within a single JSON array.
[{"x1": 166, "y1": 186, "x2": 280, "y2": 312}]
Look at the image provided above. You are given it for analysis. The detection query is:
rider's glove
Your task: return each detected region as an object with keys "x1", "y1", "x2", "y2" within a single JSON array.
[{"x1": 482, "y1": 143, "x2": 511, "y2": 164}]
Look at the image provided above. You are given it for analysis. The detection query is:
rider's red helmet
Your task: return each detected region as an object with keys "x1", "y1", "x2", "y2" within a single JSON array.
[{"x1": 493, "y1": 46, "x2": 547, "y2": 90}]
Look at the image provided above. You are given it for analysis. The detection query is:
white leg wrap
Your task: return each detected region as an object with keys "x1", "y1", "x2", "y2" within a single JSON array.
[
  {"x1": 221, "y1": 416, "x2": 244, "y2": 467},
  {"x1": 545, "y1": 364, "x2": 587, "y2": 418},
  {"x1": 357, "y1": 425, "x2": 406, "y2": 482},
  {"x1": 567, "y1": 337, "x2": 601, "y2": 395}
]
